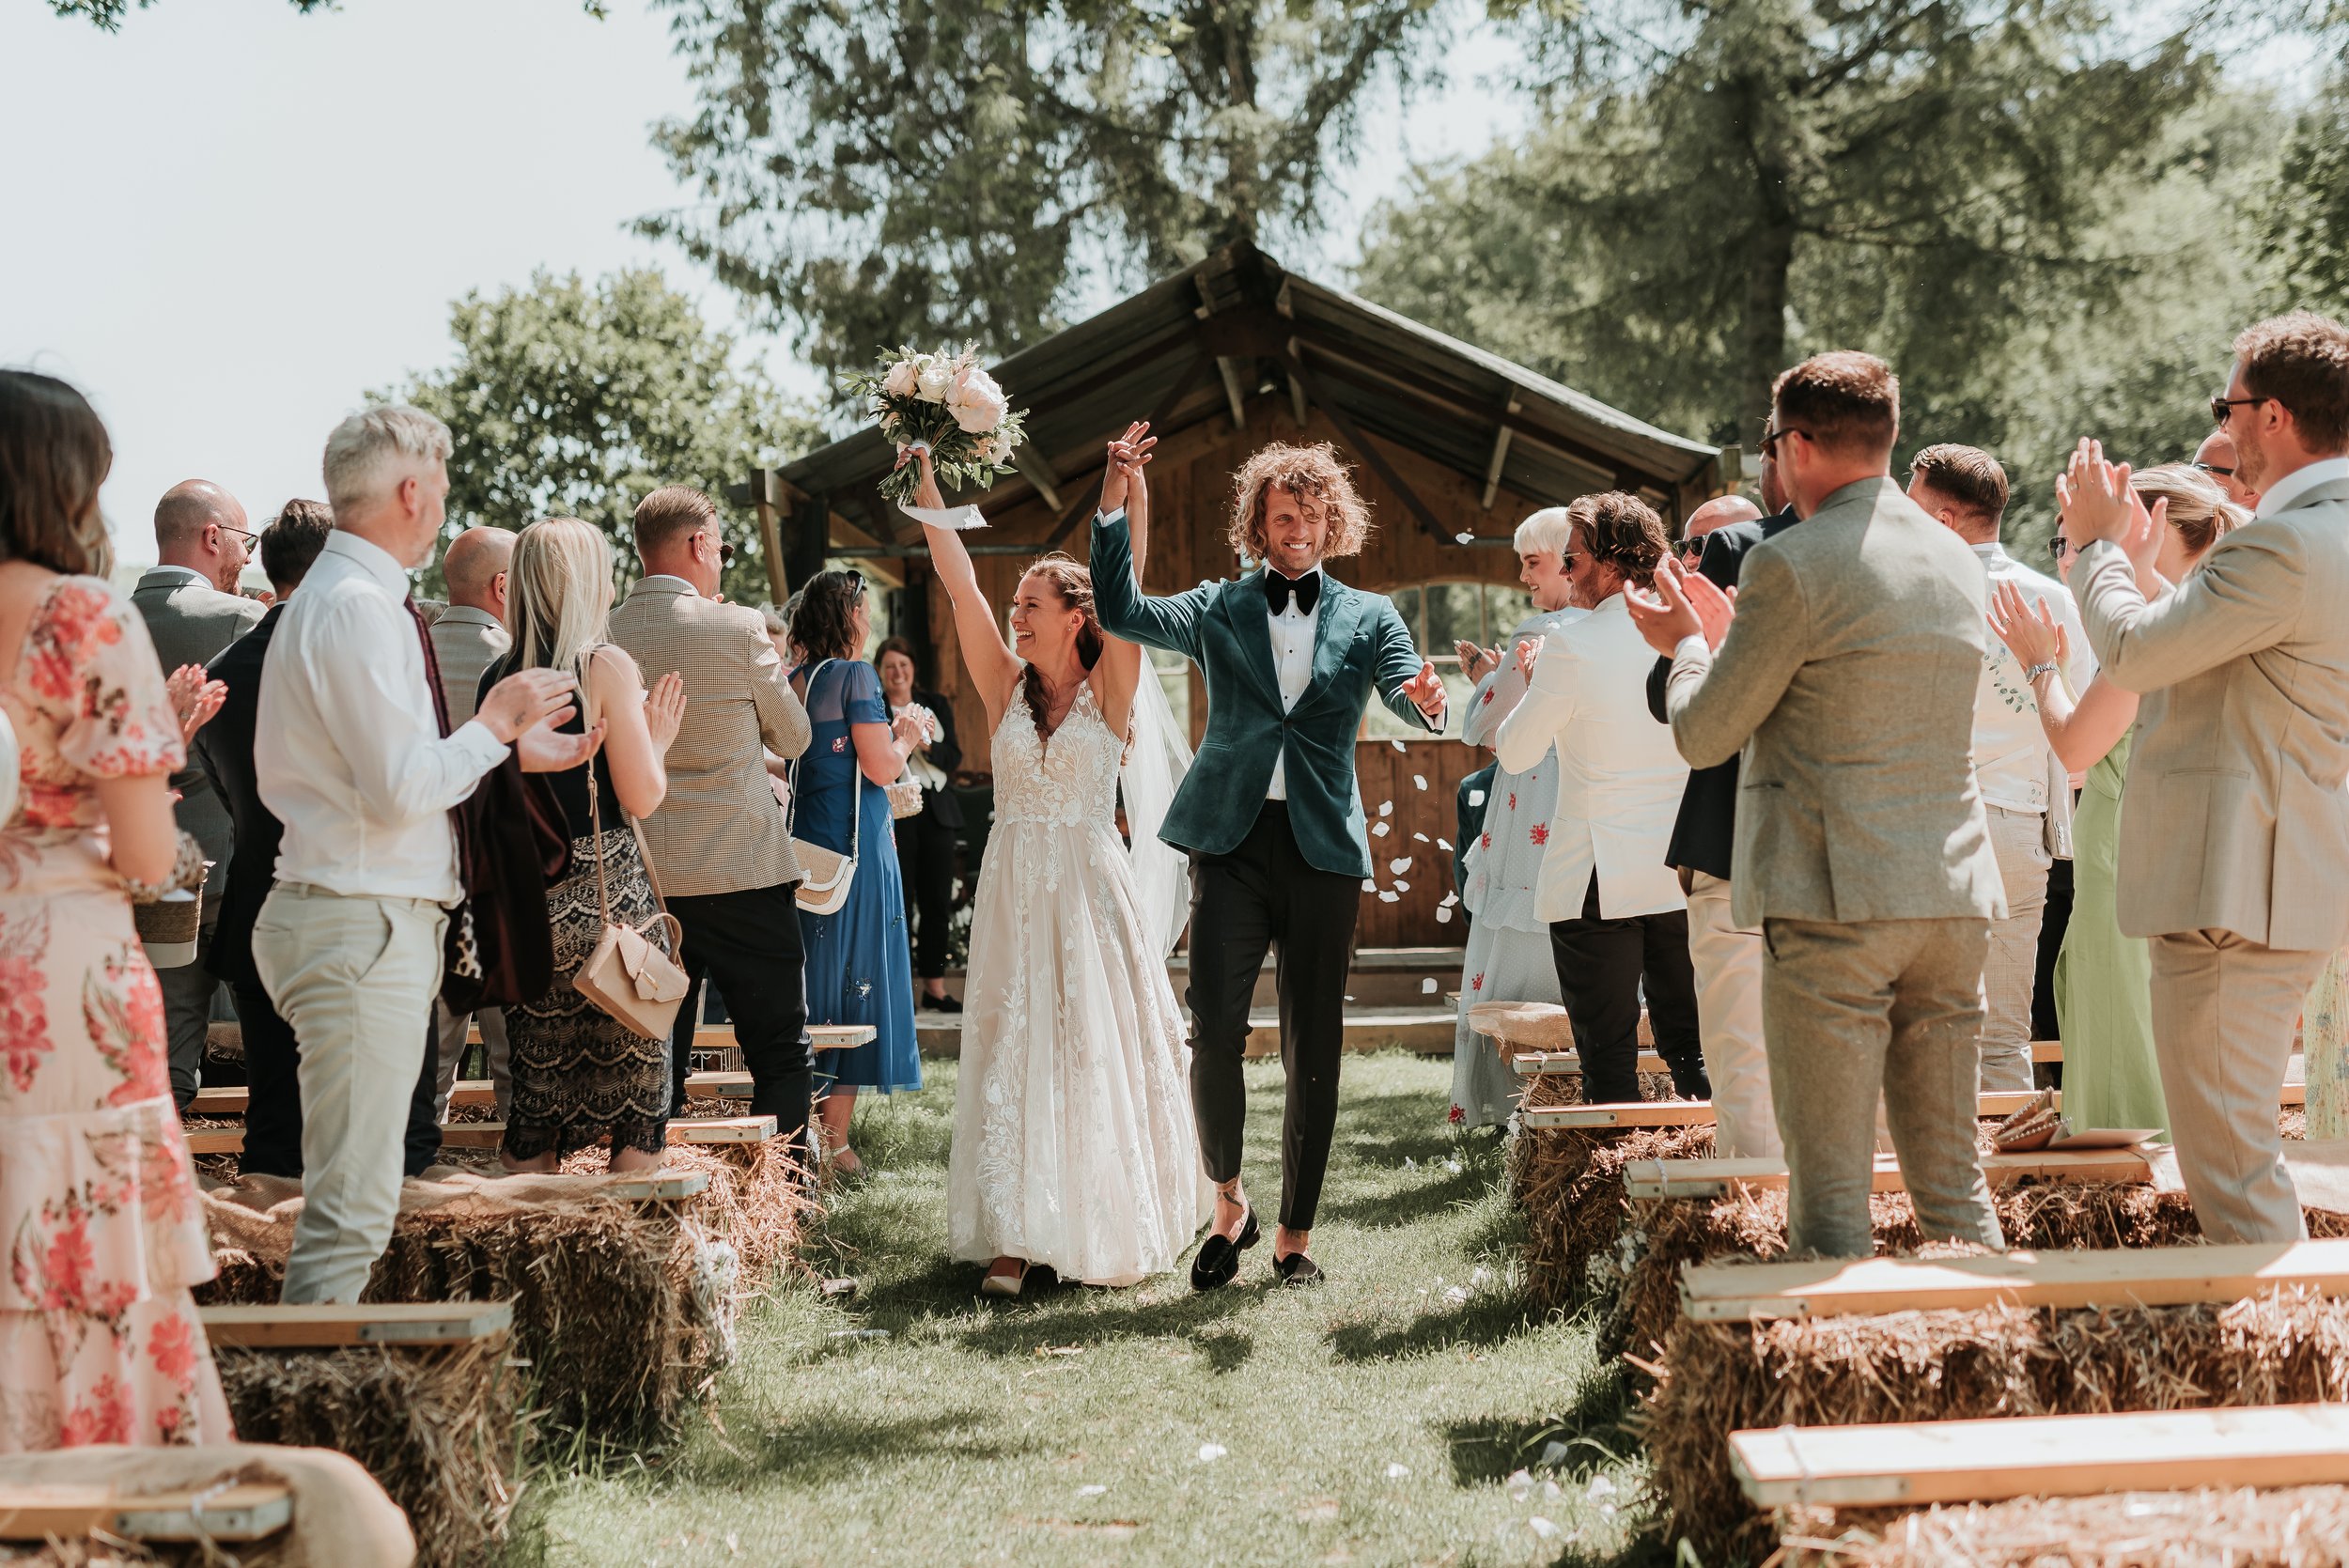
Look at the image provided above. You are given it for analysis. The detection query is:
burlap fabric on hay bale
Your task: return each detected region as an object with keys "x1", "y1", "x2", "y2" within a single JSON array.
[
  {"x1": 1641, "y1": 1272, "x2": 2349, "y2": 1565},
  {"x1": 1769, "y1": 1483, "x2": 2349, "y2": 1567}
]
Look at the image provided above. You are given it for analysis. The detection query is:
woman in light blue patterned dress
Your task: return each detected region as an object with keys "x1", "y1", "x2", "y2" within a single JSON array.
[{"x1": 1449, "y1": 508, "x2": 1587, "y2": 1127}]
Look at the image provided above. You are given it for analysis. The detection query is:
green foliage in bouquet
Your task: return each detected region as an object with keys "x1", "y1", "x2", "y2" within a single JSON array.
[{"x1": 847, "y1": 345, "x2": 1027, "y2": 505}]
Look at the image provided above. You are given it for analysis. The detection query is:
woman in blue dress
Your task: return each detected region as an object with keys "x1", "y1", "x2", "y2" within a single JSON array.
[{"x1": 789, "y1": 571, "x2": 926, "y2": 1178}]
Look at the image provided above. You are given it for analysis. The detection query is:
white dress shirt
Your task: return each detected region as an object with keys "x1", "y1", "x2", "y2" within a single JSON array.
[
  {"x1": 1264, "y1": 568, "x2": 1320, "y2": 801},
  {"x1": 2257, "y1": 457, "x2": 2349, "y2": 520},
  {"x1": 1969, "y1": 542, "x2": 2093, "y2": 815},
  {"x1": 256, "y1": 530, "x2": 510, "y2": 902}
]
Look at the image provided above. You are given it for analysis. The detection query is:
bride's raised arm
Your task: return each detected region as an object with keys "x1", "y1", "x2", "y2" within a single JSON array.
[
  {"x1": 909, "y1": 448, "x2": 1021, "y2": 730},
  {"x1": 1093, "y1": 421, "x2": 1156, "y2": 737}
]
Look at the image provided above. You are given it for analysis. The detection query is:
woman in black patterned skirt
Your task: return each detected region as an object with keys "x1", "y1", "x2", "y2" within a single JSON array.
[{"x1": 483, "y1": 518, "x2": 688, "y2": 1173}]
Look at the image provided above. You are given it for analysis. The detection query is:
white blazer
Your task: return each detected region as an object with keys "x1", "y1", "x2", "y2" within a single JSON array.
[{"x1": 1493, "y1": 593, "x2": 1689, "y2": 922}]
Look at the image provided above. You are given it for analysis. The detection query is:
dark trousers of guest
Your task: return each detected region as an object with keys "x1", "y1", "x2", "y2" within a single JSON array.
[
  {"x1": 2031, "y1": 856, "x2": 2075, "y2": 1050},
  {"x1": 232, "y1": 978, "x2": 305, "y2": 1179},
  {"x1": 894, "y1": 811, "x2": 957, "y2": 981},
  {"x1": 402, "y1": 1016, "x2": 444, "y2": 1178},
  {"x1": 159, "y1": 925, "x2": 224, "y2": 1110},
  {"x1": 665, "y1": 882, "x2": 813, "y2": 1148},
  {"x1": 1549, "y1": 873, "x2": 1707, "y2": 1105},
  {"x1": 1186, "y1": 802, "x2": 1357, "y2": 1234}
]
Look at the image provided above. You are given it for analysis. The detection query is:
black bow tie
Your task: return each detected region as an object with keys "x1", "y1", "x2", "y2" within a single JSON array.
[{"x1": 1265, "y1": 569, "x2": 1320, "y2": 616}]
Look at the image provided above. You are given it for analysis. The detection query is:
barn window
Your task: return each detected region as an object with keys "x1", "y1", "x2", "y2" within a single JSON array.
[{"x1": 1362, "y1": 580, "x2": 1535, "y2": 740}]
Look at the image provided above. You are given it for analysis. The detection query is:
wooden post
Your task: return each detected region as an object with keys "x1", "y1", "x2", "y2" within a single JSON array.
[
  {"x1": 754, "y1": 469, "x2": 786, "y2": 604},
  {"x1": 788, "y1": 492, "x2": 832, "y2": 597}
]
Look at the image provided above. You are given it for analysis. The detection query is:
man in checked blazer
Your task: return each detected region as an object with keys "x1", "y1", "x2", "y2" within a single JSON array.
[
  {"x1": 1628, "y1": 351, "x2": 2008, "y2": 1260},
  {"x1": 611, "y1": 487, "x2": 815, "y2": 1150},
  {"x1": 2063, "y1": 312, "x2": 2349, "y2": 1244}
]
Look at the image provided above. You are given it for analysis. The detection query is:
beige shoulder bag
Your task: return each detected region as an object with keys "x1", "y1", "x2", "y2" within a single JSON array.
[
  {"x1": 569, "y1": 648, "x2": 692, "y2": 1040},
  {"x1": 786, "y1": 658, "x2": 861, "y2": 916}
]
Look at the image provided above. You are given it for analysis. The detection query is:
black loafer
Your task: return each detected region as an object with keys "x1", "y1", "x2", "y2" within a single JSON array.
[
  {"x1": 1272, "y1": 1250, "x2": 1323, "y2": 1288},
  {"x1": 1190, "y1": 1207, "x2": 1260, "y2": 1291}
]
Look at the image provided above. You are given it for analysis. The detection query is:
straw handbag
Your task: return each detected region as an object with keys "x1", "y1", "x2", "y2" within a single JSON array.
[
  {"x1": 570, "y1": 658, "x2": 690, "y2": 1041},
  {"x1": 786, "y1": 659, "x2": 860, "y2": 916}
]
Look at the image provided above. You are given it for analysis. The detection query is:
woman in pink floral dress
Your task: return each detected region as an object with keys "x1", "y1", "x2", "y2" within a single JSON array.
[{"x1": 0, "y1": 370, "x2": 232, "y2": 1451}]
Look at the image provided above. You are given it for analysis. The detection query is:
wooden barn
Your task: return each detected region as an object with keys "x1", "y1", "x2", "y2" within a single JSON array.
[{"x1": 764, "y1": 241, "x2": 1726, "y2": 949}]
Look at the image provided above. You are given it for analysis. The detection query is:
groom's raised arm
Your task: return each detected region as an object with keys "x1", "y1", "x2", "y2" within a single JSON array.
[
  {"x1": 1092, "y1": 506, "x2": 1211, "y2": 660},
  {"x1": 1370, "y1": 598, "x2": 1446, "y2": 734}
]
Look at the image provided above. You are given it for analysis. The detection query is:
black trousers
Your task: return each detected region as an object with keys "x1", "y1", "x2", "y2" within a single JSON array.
[
  {"x1": 1548, "y1": 873, "x2": 1707, "y2": 1105},
  {"x1": 2031, "y1": 855, "x2": 2075, "y2": 1048},
  {"x1": 403, "y1": 1014, "x2": 443, "y2": 1178},
  {"x1": 232, "y1": 978, "x2": 305, "y2": 1179},
  {"x1": 665, "y1": 881, "x2": 813, "y2": 1148},
  {"x1": 894, "y1": 810, "x2": 957, "y2": 982},
  {"x1": 1187, "y1": 802, "x2": 1358, "y2": 1234}
]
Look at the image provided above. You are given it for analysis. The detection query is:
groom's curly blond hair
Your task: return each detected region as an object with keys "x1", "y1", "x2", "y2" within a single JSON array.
[{"x1": 1227, "y1": 442, "x2": 1374, "y2": 562}]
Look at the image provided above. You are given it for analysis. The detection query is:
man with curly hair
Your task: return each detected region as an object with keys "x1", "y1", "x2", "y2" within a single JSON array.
[{"x1": 1094, "y1": 438, "x2": 1448, "y2": 1289}]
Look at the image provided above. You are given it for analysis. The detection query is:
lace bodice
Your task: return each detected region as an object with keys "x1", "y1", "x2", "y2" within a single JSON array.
[{"x1": 988, "y1": 680, "x2": 1122, "y2": 830}]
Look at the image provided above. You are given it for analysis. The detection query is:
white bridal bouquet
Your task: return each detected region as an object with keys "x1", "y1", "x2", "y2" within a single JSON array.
[{"x1": 851, "y1": 344, "x2": 1028, "y2": 507}]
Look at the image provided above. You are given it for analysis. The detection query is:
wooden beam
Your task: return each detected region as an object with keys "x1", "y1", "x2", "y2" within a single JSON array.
[
  {"x1": 1521, "y1": 1091, "x2": 2046, "y2": 1132},
  {"x1": 1479, "y1": 396, "x2": 1522, "y2": 510},
  {"x1": 687, "y1": 1071, "x2": 754, "y2": 1101},
  {"x1": 1510, "y1": 1048, "x2": 1672, "y2": 1078},
  {"x1": 466, "y1": 1023, "x2": 874, "y2": 1051},
  {"x1": 1629, "y1": 1148, "x2": 2153, "y2": 1202},
  {"x1": 436, "y1": 1115, "x2": 776, "y2": 1149},
  {"x1": 1042, "y1": 350, "x2": 1215, "y2": 550},
  {"x1": 1283, "y1": 353, "x2": 1453, "y2": 548},
  {"x1": 1010, "y1": 444, "x2": 1065, "y2": 512},
  {"x1": 0, "y1": 1484, "x2": 292, "y2": 1544},
  {"x1": 1730, "y1": 1404, "x2": 2349, "y2": 1510},
  {"x1": 1217, "y1": 356, "x2": 1251, "y2": 429},
  {"x1": 754, "y1": 469, "x2": 786, "y2": 600},
  {"x1": 1679, "y1": 1237, "x2": 2349, "y2": 1324},
  {"x1": 1288, "y1": 371, "x2": 1309, "y2": 427},
  {"x1": 199, "y1": 1300, "x2": 514, "y2": 1348}
]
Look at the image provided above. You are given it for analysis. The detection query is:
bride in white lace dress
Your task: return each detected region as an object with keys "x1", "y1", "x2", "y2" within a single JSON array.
[{"x1": 905, "y1": 433, "x2": 1210, "y2": 1295}]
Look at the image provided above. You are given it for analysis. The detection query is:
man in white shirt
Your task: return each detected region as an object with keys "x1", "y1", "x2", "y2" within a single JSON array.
[
  {"x1": 253, "y1": 407, "x2": 591, "y2": 1304},
  {"x1": 1908, "y1": 443, "x2": 2092, "y2": 1094},
  {"x1": 2065, "y1": 312, "x2": 2349, "y2": 1242}
]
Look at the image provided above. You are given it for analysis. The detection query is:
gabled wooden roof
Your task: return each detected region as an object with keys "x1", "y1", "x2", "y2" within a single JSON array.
[{"x1": 779, "y1": 240, "x2": 1722, "y2": 551}]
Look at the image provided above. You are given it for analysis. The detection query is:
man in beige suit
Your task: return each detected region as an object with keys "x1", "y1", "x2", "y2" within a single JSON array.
[
  {"x1": 2064, "y1": 312, "x2": 2349, "y2": 1245},
  {"x1": 1628, "y1": 351, "x2": 2008, "y2": 1258},
  {"x1": 610, "y1": 486, "x2": 816, "y2": 1150}
]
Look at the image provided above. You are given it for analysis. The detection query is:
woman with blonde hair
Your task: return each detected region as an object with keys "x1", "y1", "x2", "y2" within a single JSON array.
[
  {"x1": 1991, "y1": 462, "x2": 2244, "y2": 1134},
  {"x1": 484, "y1": 517, "x2": 687, "y2": 1173}
]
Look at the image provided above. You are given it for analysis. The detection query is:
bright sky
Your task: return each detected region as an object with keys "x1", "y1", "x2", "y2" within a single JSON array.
[{"x1": 1, "y1": 0, "x2": 1522, "y2": 571}]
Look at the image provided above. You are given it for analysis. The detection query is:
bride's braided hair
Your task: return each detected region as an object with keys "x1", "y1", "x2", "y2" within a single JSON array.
[{"x1": 1019, "y1": 553, "x2": 1105, "y2": 740}]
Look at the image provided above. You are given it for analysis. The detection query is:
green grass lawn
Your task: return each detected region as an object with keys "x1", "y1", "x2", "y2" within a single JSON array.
[{"x1": 512, "y1": 1053, "x2": 1659, "y2": 1568}]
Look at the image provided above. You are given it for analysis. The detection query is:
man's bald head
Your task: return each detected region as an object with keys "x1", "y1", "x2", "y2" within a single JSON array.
[
  {"x1": 442, "y1": 525, "x2": 516, "y2": 617},
  {"x1": 1684, "y1": 495, "x2": 1763, "y2": 542},
  {"x1": 153, "y1": 479, "x2": 251, "y2": 592},
  {"x1": 2194, "y1": 429, "x2": 2258, "y2": 509}
]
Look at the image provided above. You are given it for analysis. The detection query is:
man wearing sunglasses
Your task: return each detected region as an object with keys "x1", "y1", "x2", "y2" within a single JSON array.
[
  {"x1": 2192, "y1": 429, "x2": 2259, "y2": 511},
  {"x1": 2063, "y1": 310, "x2": 2349, "y2": 1245},
  {"x1": 132, "y1": 479, "x2": 268, "y2": 1110}
]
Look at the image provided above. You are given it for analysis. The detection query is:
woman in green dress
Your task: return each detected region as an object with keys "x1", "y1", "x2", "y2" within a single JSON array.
[{"x1": 1988, "y1": 462, "x2": 2246, "y2": 1135}]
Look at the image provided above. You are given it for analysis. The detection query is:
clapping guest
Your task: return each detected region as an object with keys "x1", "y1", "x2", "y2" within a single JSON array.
[
  {"x1": 253, "y1": 408, "x2": 595, "y2": 1304},
  {"x1": 789, "y1": 571, "x2": 927, "y2": 1176},
  {"x1": 1446, "y1": 506, "x2": 1587, "y2": 1127},
  {"x1": 428, "y1": 525, "x2": 517, "y2": 1121},
  {"x1": 191, "y1": 500, "x2": 336, "y2": 1179},
  {"x1": 875, "y1": 636, "x2": 964, "y2": 1013},
  {"x1": 132, "y1": 479, "x2": 266, "y2": 1108},
  {"x1": 1990, "y1": 463, "x2": 2243, "y2": 1136},
  {"x1": 486, "y1": 520, "x2": 687, "y2": 1174},
  {"x1": 1492, "y1": 493, "x2": 1704, "y2": 1105},
  {"x1": 0, "y1": 370, "x2": 233, "y2": 1448}
]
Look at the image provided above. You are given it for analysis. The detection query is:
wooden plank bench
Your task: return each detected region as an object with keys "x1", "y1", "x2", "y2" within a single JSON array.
[
  {"x1": 436, "y1": 1114, "x2": 776, "y2": 1149},
  {"x1": 1626, "y1": 1148, "x2": 2153, "y2": 1202},
  {"x1": 1522, "y1": 1091, "x2": 2046, "y2": 1131},
  {"x1": 1728, "y1": 1403, "x2": 2349, "y2": 1509},
  {"x1": 0, "y1": 1483, "x2": 292, "y2": 1544},
  {"x1": 464, "y1": 1022, "x2": 875, "y2": 1050},
  {"x1": 1679, "y1": 1236, "x2": 2349, "y2": 1323},
  {"x1": 1510, "y1": 1049, "x2": 1672, "y2": 1078},
  {"x1": 199, "y1": 1300, "x2": 514, "y2": 1348}
]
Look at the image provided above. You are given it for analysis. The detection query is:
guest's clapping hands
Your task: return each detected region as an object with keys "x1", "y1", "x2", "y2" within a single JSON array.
[
  {"x1": 1513, "y1": 635, "x2": 1545, "y2": 683},
  {"x1": 1455, "y1": 640, "x2": 1501, "y2": 683},
  {"x1": 477, "y1": 667, "x2": 579, "y2": 746},
  {"x1": 519, "y1": 717, "x2": 605, "y2": 773},
  {"x1": 2055, "y1": 440, "x2": 2139, "y2": 547},
  {"x1": 1626, "y1": 557, "x2": 1735, "y2": 656},
  {"x1": 1401, "y1": 660, "x2": 1447, "y2": 721},
  {"x1": 891, "y1": 710, "x2": 929, "y2": 752},
  {"x1": 1986, "y1": 581, "x2": 2067, "y2": 671},
  {"x1": 165, "y1": 664, "x2": 226, "y2": 742},
  {"x1": 1098, "y1": 421, "x2": 1157, "y2": 516},
  {"x1": 645, "y1": 672, "x2": 687, "y2": 754}
]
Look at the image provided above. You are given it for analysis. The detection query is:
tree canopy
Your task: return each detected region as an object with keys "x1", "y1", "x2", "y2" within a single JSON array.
[{"x1": 390, "y1": 267, "x2": 817, "y2": 600}]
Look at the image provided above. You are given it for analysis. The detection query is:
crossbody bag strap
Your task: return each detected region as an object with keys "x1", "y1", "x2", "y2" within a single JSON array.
[
  {"x1": 782, "y1": 657, "x2": 831, "y2": 840},
  {"x1": 578, "y1": 647, "x2": 614, "y2": 930},
  {"x1": 783, "y1": 656, "x2": 862, "y2": 862}
]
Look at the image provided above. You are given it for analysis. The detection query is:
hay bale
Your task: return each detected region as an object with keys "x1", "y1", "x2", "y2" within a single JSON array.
[
  {"x1": 212, "y1": 1336, "x2": 518, "y2": 1568},
  {"x1": 1641, "y1": 1283, "x2": 2349, "y2": 1563},
  {"x1": 1774, "y1": 1484, "x2": 2349, "y2": 1566},
  {"x1": 1512, "y1": 1114, "x2": 1713, "y2": 1310}
]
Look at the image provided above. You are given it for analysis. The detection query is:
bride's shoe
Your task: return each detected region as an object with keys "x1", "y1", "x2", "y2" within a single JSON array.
[{"x1": 979, "y1": 1257, "x2": 1029, "y2": 1299}]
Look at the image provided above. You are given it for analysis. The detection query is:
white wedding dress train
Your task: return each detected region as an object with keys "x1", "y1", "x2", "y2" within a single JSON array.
[{"x1": 946, "y1": 684, "x2": 1212, "y2": 1285}]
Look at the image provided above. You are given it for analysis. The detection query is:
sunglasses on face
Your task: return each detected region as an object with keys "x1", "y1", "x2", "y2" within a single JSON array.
[
  {"x1": 2194, "y1": 459, "x2": 2236, "y2": 479},
  {"x1": 2210, "y1": 394, "x2": 2270, "y2": 427},
  {"x1": 1758, "y1": 426, "x2": 1804, "y2": 455},
  {"x1": 2048, "y1": 536, "x2": 2080, "y2": 564},
  {"x1": 699, "y1": 528, "x2": 737, "y2": 566}
]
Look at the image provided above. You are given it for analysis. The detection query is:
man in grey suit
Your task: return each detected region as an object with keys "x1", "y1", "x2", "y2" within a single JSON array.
[
  {"x1": 1628, "y1": 351, "x2": 2008, "y2": 1259},
  {"x1": 2064, "y1": 311, "x2": 2349, "y2": 1244},
  {"x1": 611, "y1": 486, "x2": 816, "y2": 1151},
  {"x1": 132, "y1": 479, "x2": 267, "y2": 1109},
  {"x1": 427, "y1": 525, "x2": 518, "y2": 1118}
]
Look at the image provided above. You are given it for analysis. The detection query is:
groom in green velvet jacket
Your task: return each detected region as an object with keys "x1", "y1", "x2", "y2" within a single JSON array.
[{"x1": 1094, "y1": 440, "x2": 1448, "y2": 1289}]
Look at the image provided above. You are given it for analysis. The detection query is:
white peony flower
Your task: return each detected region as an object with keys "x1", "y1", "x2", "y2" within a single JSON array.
[
  {"x1": 882, "y1": 357, "x2": 920, "y2": 397},
  {"x1": 947, "y1": 364, "x2": 1008, "y2": 434},
  {"x1": 914, "y1": 355, "x2": 954, "y2": 403}
]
